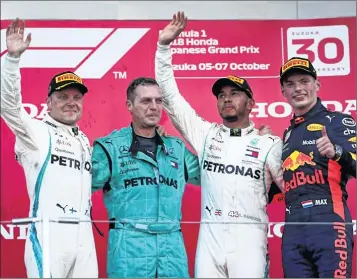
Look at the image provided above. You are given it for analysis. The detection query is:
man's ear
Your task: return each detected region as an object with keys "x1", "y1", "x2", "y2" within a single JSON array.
[
  {"x1": 247, "y1": 98, "x2": 255, "y2": 111},
  {"x1": 281, "y1": 85, "x2": 286, "y2": 98},
  {"x1": 126, "y1": 100, "x2": 133, "y2": 113},
  {"x1": 315, "y1": 79, "x2": 321, "y2": 93},
  {"x1": 46, "y1": 96, "x2": 52, "y2": 110}
]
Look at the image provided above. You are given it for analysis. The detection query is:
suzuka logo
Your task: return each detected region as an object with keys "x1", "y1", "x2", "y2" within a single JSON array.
[
  {"x1": 286, "y1": 25, "x2": 350, "y2": 77},
  {"x1": 0, "y1": 27, "x2": 150, "y2": 79}
]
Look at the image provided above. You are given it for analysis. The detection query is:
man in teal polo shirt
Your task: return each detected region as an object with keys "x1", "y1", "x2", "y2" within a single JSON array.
[{"x1": 91, "y1": 77, "x2": 200, "y2": 278}]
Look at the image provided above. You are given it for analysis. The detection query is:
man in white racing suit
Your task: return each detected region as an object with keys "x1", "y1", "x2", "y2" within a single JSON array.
[
  {"x1": 1, "y1": 19, "x2": 98, "y2": 278},
  {"x1": 155, "y1": 12, "x2": 285, "y2": 278}
]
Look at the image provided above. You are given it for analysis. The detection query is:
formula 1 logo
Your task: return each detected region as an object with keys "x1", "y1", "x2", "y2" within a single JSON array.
[
  {"x1": 1, "y1": 27, "x2": 150, "y2": 79},
  {"x1": 286, "y1": 25, "x2": 350, "y2": 76}
]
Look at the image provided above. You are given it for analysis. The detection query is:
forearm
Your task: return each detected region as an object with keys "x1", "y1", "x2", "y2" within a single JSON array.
[
  {"x1": 1, "y1": 54, "x2": 22, "y2": 111},
  {"x1": 155, "y1": 43, "x2": 184, "y2": 105},
  {"x1": 1, "y1": 54, "x2": 38, "y2": 150},
  {"x1": 155, "y1": 43, "x2": 211, "y2": 152}
]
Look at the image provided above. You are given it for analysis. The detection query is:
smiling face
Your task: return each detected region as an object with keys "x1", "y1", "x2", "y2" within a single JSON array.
[
  {"x1": 281, "y1": 72, "x2": 320, "y2": 116},
  {"x1": 47, "y1": 87, "x2": 84, "y2": 125}
]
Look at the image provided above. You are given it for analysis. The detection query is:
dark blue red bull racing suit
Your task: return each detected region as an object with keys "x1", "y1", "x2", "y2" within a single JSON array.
[{"x1": 281, "y1": 98, "x2": 356, "y2": 278}]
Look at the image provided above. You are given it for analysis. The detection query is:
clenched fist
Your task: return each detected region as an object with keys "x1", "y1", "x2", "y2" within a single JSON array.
[
  {"x1": 316, "y1": 126, "x2": 336, "y2": 159},
  {"x1": 316, "y1": 126, "x2": 335, "y2": 159}
]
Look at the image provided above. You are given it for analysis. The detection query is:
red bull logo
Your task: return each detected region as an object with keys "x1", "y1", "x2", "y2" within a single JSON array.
[
  {"x1": 282, "y1": 150, "x2": 316, "y2": 171},
  {"x1": 285, "y1": 169, "x2": 325, "y2": 192},
  {"x1": 334, "y1": 222, "x2": 348, "y2": 278}
]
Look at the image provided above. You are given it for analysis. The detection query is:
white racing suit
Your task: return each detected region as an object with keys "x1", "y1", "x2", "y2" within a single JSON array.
[
  {"x1": 0, "y1": 54, "x2": 98, "y2": 278},
  {"x1": 155, "y1": 43, "x2": 284, "y2": 278}
]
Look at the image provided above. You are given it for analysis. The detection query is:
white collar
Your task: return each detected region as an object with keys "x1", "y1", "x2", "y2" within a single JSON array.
[{"x1": 43, "y1": 114, "x2": 80, "y2": 136}]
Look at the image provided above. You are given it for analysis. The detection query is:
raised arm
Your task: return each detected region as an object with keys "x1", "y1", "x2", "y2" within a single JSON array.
[
  {"x1": 1, "y1": 18, "x2": 38, "y2": 150},
  {"x1": 155, "y1": 12, "x2": 212, "y2": 153}
]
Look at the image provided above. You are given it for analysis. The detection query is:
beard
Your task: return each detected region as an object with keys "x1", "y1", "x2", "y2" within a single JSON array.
[
  {"x1": 223, "y1": 115, "x2": 239, "y2": 122},
  {"x1": 221, "y1": 100, "x2": 247, "y2": 122}
]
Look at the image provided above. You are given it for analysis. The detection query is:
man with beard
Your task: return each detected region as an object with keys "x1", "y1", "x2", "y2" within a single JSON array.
[
  {"x1": 280, "y1": 57, "x2": 356, "y2": 278},
  {"x1": 155, "y1": 12, "x2": 285, "y2": 278},
  {"x1": 91, "y1": 77, "x2": 201, "y2": 278}
]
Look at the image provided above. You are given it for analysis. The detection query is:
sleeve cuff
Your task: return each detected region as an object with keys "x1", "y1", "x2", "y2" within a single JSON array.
[
  {"x1": 157, "y1": 42, "x2": 171, "y2": 50},
  {"x1": 4, "y1": 54, "x2": 21, "y2": 72},
  {"x1": 339, "y1": 148, "x2": 350, "y2": 164}
]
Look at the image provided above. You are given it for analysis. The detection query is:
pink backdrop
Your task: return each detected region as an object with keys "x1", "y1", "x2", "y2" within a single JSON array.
[{"x1": 1, "y1": 17, "x2": 356, "y2": 278}]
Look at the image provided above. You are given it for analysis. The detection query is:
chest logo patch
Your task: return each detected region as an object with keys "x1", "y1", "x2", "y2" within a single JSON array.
[
  {"x1": 307, "y1": 123, "x2": 323, "y2": 131},
  {"x1": 250, "y1": 138, "x2": 260, "y2": 146}
]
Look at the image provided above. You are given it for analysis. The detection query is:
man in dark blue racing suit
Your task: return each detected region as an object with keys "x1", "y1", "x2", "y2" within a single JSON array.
[{"x1": 280, "y1": 57, "x2": 356, "y2": 278}]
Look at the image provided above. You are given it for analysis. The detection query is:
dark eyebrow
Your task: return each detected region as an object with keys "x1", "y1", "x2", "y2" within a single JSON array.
[{"x1": 286, "y1": 76, "x2": 310, "y2": 83}]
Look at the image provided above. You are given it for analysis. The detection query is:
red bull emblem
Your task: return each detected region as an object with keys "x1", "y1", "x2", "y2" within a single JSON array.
[
  {"x1": 285, "y1": 169, "x2": 325, "y2": 192},
  {"x1": 295, "y1": 117, "x2": 305, "y2": 124},
  {"x1": 282, "y1": 150, "x2": 316, "y2": 171},
  {"x1": 283, "y1": 150, "x2": 324, "y2": 192}
]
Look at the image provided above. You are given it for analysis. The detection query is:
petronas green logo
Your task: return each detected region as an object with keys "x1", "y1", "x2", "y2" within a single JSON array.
[{"x1": 250, "y1": 138, "x2": 259, "y2": 146}]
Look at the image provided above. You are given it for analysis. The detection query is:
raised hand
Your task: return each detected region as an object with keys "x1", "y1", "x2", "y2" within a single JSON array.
[
  {"x1": 159, "y1": 11, "x2": 187, "y2": 45},
  {"x1": 6, "y1": 18, "x2": 32, "y2": 58},
  {"x1": 316, "y1": 126, "x2": 335, "y2": 158}
]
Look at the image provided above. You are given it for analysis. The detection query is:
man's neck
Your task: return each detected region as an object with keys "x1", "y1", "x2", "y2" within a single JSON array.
[
  {"x1": 132, "y1": 122, "x2": 156, "y2": 138},
  {"x1": 47, "y1": 113, "x2": 77, "y2": 127},
  {"x1": 294, "y1": 99, "x2": 318, "y2": 117},
  {"x1": 223, "y1": 117, "x2": 250, "y2": 129}
]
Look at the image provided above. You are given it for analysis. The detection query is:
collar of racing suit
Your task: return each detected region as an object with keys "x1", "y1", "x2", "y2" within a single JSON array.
[
  {"x1": 43, "y1": 114, "x2": 80, "y2": 137},
  {"x1": 128, "y1": 123, "x2": 167, "y2": 156},
  {"x1": 226, "y1": 121, "x2": 255, "y2": 137},
  {"x1": 290, "y1": 97, "x2": 326, "y2": 127}
]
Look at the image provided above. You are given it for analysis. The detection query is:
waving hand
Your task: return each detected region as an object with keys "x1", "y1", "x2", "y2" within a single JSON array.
[
  {"x1": 159, "y1": 11, "x2": 187, "y2": 45},
  {"x1": 6, "y1": 18, "x2": 32, "y2": 58}
]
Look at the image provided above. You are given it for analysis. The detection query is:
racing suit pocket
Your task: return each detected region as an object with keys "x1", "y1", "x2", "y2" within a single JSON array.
[{"x1": 107, "y1": 229, "x2": 123, "y2": 274}]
